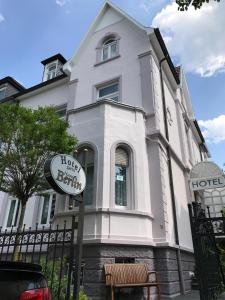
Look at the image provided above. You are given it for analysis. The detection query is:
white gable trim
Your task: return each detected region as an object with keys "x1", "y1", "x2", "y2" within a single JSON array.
[{"x1": 63, "y1": 0, "x2": 153, "y2": 75}]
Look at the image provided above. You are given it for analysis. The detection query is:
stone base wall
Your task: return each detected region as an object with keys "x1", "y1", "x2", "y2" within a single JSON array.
[
  {"x1": 80, "y1": 244, "x2": 195, "y2": 300},
  {"x1": 155, "y1": 248, "x2": 195, "y2": 298}
]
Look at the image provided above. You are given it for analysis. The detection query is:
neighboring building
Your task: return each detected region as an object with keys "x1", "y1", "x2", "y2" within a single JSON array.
[{"x1": 0, "y1": 1, "x2": 209, "y2": 299}]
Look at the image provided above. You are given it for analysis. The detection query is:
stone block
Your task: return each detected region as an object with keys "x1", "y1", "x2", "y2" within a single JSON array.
[
  {"x1": 84, "y1": 269, "x2": 104, "y2": 283},
  {"x1": 158, "y1": 270, "x2": 179, "y2": 282},
  {"x1": 156, "y1": 258, "x2": 178, "y2": 271},
  {"x1": 99, "y1": 245, "x2": 154, "y2": 259},
  {"x1": 160, "y1": 282, "x2": 180, "y2": 295},
  {"x1": 84, "y1": 257, "x2": 114, "y2": 270},
  {"x1": 84, "y1": 283, "x2": 107, "y2": 297},
  {"x1": 155, "y1": 249, "x2": 177, "y2": 260},
  {"x1": 135, "y1": 258, "x2": 155, "y2": 269}
]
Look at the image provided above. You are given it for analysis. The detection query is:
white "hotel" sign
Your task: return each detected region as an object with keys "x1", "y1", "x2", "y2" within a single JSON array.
[{"x1": 190, "y1": 176, "x2": 225, "y2": 191}]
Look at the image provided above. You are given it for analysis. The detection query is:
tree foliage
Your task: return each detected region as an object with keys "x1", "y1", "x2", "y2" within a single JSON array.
[
  {"x1": 0, "y1": 104, "x2": 77, "y2": 233},
  {"x1": 176, "y1": 0, "x2": 221, "y2": 10}
]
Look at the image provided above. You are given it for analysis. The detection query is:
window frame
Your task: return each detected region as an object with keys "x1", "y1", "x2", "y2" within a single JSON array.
[
  {"x1": 55, "y1": 104, "x2": 67, "y2": 121},
  {"x1": 67, "y1": 145, "x2": 97, "y2": 210},
  {"x1": 115, "y1": 147, "x2": 129, "y2": 208},
  {"x1": 97, "y1": 82, "x2": 119, "y2": 102},
  {"x1": 0, "y1": 85, "x2": 6, "y2": 100},
  {"x1": 38, "y1": 192, "x2": 56, "y2": 225},
  {"x1": 112, "y1": 144, "x2": 133, "y2": 210},
  {"x1": 101, "y1": 38, "x2": 119, "y2": 62},
  {"x1": 5, "y1": 198, "x2": 20, "y2": 228},
  {"x1": 46, "y1": 62, "x2": 57, "y2": 81},
  {"x1": 95, "y1": 77, "x2": 121, "y2": 103}
]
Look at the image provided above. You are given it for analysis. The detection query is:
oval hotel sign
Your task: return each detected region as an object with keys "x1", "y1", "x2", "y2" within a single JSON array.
[{"x1": 44, "y1": 154, "x2": 86, "y2": 196}]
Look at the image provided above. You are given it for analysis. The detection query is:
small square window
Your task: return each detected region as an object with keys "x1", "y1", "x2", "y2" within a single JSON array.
[
  {"x1": 55, "y1": 104, "x2": 67, "y2": 121},
  {"x1": 97, "y1": 82, "x2": 119, "y2": 102}
]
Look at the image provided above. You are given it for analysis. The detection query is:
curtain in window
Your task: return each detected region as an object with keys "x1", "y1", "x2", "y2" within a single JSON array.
[{"x1": 115, "y1": 148, "x2": 128, "y2": 206}]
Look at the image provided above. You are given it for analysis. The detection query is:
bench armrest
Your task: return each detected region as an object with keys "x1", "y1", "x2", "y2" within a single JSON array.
[
  {"x1": 105, "y1": 273, "x2": 113, "y2": 286},
  {"x1": 147, "y1": 271, "x2": 159, "y2": 283}
]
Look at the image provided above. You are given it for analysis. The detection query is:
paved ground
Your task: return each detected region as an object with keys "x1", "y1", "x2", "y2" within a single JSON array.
[{"x1": 174, "y1": 290, "x2": 225, "y2": 299}]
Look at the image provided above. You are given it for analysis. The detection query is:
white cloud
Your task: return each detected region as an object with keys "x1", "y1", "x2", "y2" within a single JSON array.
[
  {"x1": 56, "y1": 0, "x2": 70, "y2": 7},
  {"x1": 152, "y1": 1, "x2": 225, "y2": 77},
  {"x1": 139, "y1": 0, "x2": 167, "y2": 12},
  {"x1": 199, "y1": 115, "x2": 225, "y2": 143},
  {"x1": 0, "y1": 14, "x2": 5, "y2": 22}
]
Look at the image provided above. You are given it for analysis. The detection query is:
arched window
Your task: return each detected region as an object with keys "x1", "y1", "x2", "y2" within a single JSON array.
[
  {"x1": 102, "y1": 37, "x2": 119, "y2": 61},
  {"x1": 115, "y1": 147, "x2": 129, "y2": 206},
  {"x1": 76, "y1": 147, "x2": 95, "y2": 206}
]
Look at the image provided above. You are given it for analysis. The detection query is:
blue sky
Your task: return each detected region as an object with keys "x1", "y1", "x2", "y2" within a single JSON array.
[{"x1": 0, "y1": 0, "x2": 224, "y2": 168}]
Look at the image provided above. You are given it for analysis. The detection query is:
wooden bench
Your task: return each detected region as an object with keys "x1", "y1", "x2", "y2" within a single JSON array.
[{"x1": 104, "y1": 263, "x2": 161, "y2": 300}]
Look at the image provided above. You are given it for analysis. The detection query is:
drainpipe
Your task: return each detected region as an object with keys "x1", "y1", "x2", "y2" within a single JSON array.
[{"x1": 159, "y1": 57, "x2": 185, "y2": 295}]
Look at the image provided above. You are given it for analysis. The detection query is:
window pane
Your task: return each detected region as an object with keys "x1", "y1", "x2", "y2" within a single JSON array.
[
  {"x1": 0, "y1": 87, "x2": 6, "y2": 100},
  {"x1": 115, "y1": 148, "x2": 128, "y2": 206},
  {"x1": 103, "y1": 46, "x2": 109, "y2": 61},
  {"x1": 110, "y1": 43, "x2": 117, "y2": 57},
  {"x1": 14, "y1": 201, "x2": 20, "y2": 227},
  {"x1": 50, "y1": 194, "x2": 56, "y2": 221},
  {"x1": 99, "y1": 84, "x2": 119, "y2": 98},
  {"x1": 7, "y1": 200, "x2": 16, "y2": 227},
  {"x1": 84, "y1": 165, "x2": 94, "y2": 205},
  {"x1": 48, "y1": 65, "x2": 56, "y2": 71},
  {"x1": 115, "y1": 165, "x2": 127, "y2": 206},
  {"x1": 56, "y1": 105, "x2": 67, "y2": 120},
  {"x1": 41, "y1": 195, "x2": 50, "y2": 224},
  {"x1": 104, "y1": 39, "x2": 114, "y2": 45}
]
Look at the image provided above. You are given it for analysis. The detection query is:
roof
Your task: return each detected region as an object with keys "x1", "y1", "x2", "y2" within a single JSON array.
[
  {"x1": 17, "y1": 73, "x2": 68, "y2": 98},
  {"x1": 1, "y1": 73, "x2": 68, "y2": 103},
  {"x1": 153, "y1": 29, "x2": 180, "y2": 85},
  {"x1": 0, "y1": 76, "x2": 25, "y2": 91},
  {"x1": 41, "y1": 53, "x2": 67, "y2": 65}
]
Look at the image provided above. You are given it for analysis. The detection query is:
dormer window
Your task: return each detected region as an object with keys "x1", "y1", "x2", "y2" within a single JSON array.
[
  {"x1": 41, "y1": 54, "x2": 67, "y2": 82},
  {"x1": 102, "y1": 38, "x2": 118, "y2": 61},
  {"x1": 46, "y1": 63, "x2": 57, "y2": 81}
]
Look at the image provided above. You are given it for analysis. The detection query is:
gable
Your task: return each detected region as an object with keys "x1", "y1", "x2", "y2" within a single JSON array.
[
  {"x1": 95, "y1": 6, "x2": 124, "y2": 32},
  {"x1": 63, "y1": 1, "x2": 152, "y2": 74}
]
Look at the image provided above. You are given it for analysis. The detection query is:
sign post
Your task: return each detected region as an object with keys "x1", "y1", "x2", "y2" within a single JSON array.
[
  {"x1": 73, "y1": 148, "x2": 88, "y2": 300},
  {"x1": 44, "y1": 154, "x2": 86, "y2": 300}
]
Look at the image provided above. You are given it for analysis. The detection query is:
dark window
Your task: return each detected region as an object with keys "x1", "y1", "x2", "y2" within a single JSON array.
[{"x1": 115, "y1": 257, "x2": 135, "y2": 264}]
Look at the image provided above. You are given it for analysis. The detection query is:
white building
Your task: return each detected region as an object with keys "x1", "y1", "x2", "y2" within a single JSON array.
[{"x1": 0, "y1": 1, "x2": 209, "y2": 299}]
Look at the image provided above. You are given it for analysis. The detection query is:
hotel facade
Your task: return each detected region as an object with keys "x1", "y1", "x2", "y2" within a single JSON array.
[{"x1": 0, "y1": 2, "x2": 209, "y2": 299}]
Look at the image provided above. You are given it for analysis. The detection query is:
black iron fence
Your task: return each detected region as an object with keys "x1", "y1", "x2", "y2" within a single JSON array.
[
  {"x1": 0, "y1": 216, "x2": 77, "y2": 300},
  {"x1": 188, "y1": 202, "x2": 225, "y2": 300}
]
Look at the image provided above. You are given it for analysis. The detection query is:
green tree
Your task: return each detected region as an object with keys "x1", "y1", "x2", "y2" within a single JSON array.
[
  {"x1": 176, "y1": 0, "x2": 221, "y2": 10},
  {"x1": 0, "y1": 104, "x2": 77, "y2": 236}
]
